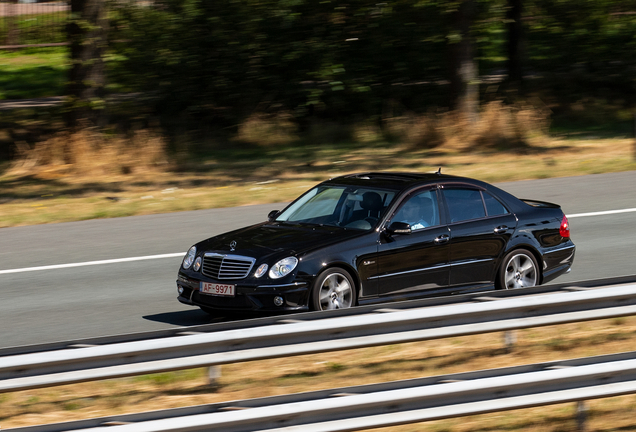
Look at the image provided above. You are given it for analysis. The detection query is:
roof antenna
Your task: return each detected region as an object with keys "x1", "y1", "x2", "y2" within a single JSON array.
[{"x1": 436, "y1": 167, "x2": 442, "y2": 175}]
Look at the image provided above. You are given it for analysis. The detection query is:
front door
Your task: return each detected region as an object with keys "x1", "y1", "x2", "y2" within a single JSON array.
[{"x1": 375, "y1": 189, "x2": 451, "y2": 299}]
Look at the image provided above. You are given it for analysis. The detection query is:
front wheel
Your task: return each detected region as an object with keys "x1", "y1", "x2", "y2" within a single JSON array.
[
  {"x1": 498, "y1": 249, "x2": 539, "y2": 290},
  {"x1": 310, "y1": 268, "x2": 357, "y2": 311}
]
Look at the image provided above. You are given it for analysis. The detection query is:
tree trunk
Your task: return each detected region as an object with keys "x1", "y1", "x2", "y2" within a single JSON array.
[
  {"x1": 506, "y1": 0, "x2": 523, "y2": 84},
  {"x1": 449, "y1": 0, "x2": 478, "y2": 121},
  {"x1": 66, "y1": 0, "x2": 107, "y2": 129},
  {"x1": 6, "y1": 1, "x2": 19, "y2": 46}
]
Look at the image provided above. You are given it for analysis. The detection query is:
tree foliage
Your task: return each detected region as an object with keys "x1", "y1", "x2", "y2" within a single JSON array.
[{"x1": 105, "y1": 0, "x2": 636, "y2": 129}]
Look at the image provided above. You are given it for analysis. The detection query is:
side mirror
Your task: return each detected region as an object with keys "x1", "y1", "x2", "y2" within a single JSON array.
[
  {"x1": 387, "y1": 221, "x2": 412, "y2": 235},
  {"x1": 268, "y1": 210, "x2": 280, "y2": 221}
]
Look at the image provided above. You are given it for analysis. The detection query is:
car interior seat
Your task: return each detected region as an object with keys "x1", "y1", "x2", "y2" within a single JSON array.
[{"x1": 361, "y1": 191, "x2": 383, "y2": 224}]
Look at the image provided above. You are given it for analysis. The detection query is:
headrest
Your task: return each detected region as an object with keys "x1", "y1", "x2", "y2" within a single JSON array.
[{"x1": 361, "y1": 192, "x2": 383, "y2": 211}]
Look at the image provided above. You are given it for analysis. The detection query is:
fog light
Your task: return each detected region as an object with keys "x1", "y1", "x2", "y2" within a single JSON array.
[
  {"x1": 273, "y1": 296, "x2": 284, "y2": 307},
  {"x1": 177, "y1": 286, "x2": 184, "y2": 295}
]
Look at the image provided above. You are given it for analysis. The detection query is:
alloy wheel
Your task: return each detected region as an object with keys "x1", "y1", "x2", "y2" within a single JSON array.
[
  {"x1": 504, "y1": 253, "x2": 538, "y2": 289},
  {"x1": 318, "y1": 272, "x2": 354, "y2": 310}
]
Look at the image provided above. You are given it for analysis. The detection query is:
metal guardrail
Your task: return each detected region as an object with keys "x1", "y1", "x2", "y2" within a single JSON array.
[
  {"x1": 9, "y1": 350, "x2": 636, "y2": 432},
  {"x1": 2, "y1": 280, "x2": 636, "y2": 393},
  {"x1": 4, "y1": 274, "x2": 635, "y2": 357}
]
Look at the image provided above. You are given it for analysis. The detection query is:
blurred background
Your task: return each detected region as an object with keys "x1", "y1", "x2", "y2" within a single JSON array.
[
  {"x1": 2, "y1": 2, "x2": 636, "y2": 430},
  {"x1": 1, "y1": 0, "x2": 635, "y2": 225},
  {"x1": 2, "y1": 0, "x2": 635, "y2": 131}
]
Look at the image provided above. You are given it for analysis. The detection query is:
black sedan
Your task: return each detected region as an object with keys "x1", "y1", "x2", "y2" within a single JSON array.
[{"x1": 176, "y1": 172, "x2": 575, "y2": 313}]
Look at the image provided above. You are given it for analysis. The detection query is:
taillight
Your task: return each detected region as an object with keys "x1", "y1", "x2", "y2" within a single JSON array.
[{"x1": 559, "y1": 215, "x2": 570, "y2": 238}]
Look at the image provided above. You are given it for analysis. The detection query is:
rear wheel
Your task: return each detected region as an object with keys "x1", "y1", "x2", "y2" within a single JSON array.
[
  {"x1": 498, "y1": 249, "x2": 539, "y2": 290},
  {"x1": 310, "y1": 268, "x2": 357, "y2": 311}
]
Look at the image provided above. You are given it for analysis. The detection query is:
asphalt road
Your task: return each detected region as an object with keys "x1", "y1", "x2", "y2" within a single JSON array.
[{"x1": 1, "y1": 171, "x2": 635, "y2": 349}]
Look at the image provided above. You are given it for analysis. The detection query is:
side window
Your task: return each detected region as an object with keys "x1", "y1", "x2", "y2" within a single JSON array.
[
  {"x1": 443, "y1": 189, "x2": 486, "y2": 223},
  {"x1": 483, "y1": 192, "x2": 509, "y2": 216},
  {"x1": 392, "y1": 190, "x2": 440, "y2": 231}
]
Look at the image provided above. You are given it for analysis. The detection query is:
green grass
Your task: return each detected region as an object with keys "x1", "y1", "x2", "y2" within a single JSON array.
[
  {"x1": 0, "y1": 48, "x2": 68, "y2": 99},
  {"x1": 0, "y1": 47, "x2": 129, "y2": 99},
  {"x1": 133, "y1": 370, "x2": 204, "y2": 385}
]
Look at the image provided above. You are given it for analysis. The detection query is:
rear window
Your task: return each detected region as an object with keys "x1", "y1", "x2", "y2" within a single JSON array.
[
  {"x1": 444, "y1": 189, "x2": 486, "y2": 223},
  {"x1": 483, "y1": 192, "x2": 509, "y2": 216},
  {"x1": 443, "y1": 189, "x2": 509, "y2": 222}
]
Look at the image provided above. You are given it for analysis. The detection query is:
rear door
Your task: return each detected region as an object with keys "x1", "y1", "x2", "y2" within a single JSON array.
[{"x1": 441, "y1": 187, "x2": 517, "y2": 287}]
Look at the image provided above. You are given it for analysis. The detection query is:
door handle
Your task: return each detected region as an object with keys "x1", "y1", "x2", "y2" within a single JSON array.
[
  {"x1": 434, "y1": 234, "x2": 450, "y2": 244},
  {"x1": 494, "y1": 225, "x2": 508, "y2": 234}
]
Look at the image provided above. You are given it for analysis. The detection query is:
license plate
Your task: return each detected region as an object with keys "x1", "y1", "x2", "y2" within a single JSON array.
[{"x1": 200, "y1": 282, "x2": 235, "y2": 297}]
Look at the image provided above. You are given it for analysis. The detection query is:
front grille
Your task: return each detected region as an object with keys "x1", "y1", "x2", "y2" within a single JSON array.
[{"x1": 201, "y1": 253, "x2": 256, "y2": 280}]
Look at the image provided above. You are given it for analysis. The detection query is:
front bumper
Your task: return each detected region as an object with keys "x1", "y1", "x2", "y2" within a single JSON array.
[{"x1": 176, "y1": 273, "x2": 311, "y2": 312}]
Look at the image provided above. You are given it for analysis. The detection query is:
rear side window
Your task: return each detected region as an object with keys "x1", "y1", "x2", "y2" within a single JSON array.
[
  {"x1": 443, "y1": 189, "x2": 486, "y2": 223},
  {"x1": 443, "y1": 188, "x2": 510, "y2": 222},
  {"x1": 483, "y1": 192, "x2": 509, "y2": 216}
]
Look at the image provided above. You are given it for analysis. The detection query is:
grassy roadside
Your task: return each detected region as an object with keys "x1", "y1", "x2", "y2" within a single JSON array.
[
  {"x1": 2, "y1": 315, "x2": 636, "y2": 430},
  {"x1": 1, "y1": 136, "x2": 635, "y2": 228}
]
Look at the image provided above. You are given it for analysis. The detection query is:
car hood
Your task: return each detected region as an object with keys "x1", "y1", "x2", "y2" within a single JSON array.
[{"x1": 196, "y1": 222, "x2": 366, "y2": 259}]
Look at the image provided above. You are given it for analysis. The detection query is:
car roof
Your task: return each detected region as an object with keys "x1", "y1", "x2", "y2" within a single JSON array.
[
  {"x1": 321, "y1": 171, "x2": 527, "y2": 212},
  {"x1": 323, "y1": 171, "x2": 469, "y2": 191}
]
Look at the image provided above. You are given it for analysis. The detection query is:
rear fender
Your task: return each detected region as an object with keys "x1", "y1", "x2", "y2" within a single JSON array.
[{"x1": 500, "y1": 241, "x2": 545, "y2": 284}]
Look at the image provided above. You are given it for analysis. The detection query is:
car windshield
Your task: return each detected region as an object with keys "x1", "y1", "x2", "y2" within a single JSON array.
[{"x1": 276, "y1": 185, "x2": 396, "y2": 230}]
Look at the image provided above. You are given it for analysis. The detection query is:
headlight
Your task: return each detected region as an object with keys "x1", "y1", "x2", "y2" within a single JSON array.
[
  {"x1": 269, "y1": 257, "x2": 298, "y2": 279},
  {"x1": 193, "y1": 256, "x2": 202, "y2": 272},
  {"x1": 182, "y1": 246, "x2": 197, "y2": 269}
]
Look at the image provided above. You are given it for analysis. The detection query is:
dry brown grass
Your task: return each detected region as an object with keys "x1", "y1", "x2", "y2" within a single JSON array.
[
  {"x1": 237, "y1": 112, "x2": 299, "y2": 146},
  {"x1": 9, "y1": 128, "x2": 168, "y2": 179},
  {"x1": 1, "y1": 133, "x2": 634, "y2": 229},
  {"x1": 385, "y1": 101, "x2": 551, "y2": 151},
  {"x1": 2, "y1": 316, "x2": 636, "y2": 430},
  {"x1": 1, "y1": 108, "x2": 635, "y2": 228}
]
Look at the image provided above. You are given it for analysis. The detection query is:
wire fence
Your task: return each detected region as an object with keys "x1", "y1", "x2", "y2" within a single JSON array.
[{"x1": 0, "y1": 0, "x2": 69, "y2": 48}]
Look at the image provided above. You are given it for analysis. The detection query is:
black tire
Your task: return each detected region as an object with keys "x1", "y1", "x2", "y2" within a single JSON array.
[
  {"x1": 310, "y1": 267, "x2": 357, "y2": 311},
  {"x1": 497, "y1": 248, "x2": 540, "y2": 290}
]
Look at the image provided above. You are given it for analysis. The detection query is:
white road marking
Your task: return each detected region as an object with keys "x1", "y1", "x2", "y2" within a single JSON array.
[
  {"x1": 0, "y1": 253, "x2": 185, "y2": 275},
  {"x1": 1, "y1": 207, "x2": 634, "y2": 275},
  {"x1": 568, "y1": 208, "x2": 636, "y2": 218}
]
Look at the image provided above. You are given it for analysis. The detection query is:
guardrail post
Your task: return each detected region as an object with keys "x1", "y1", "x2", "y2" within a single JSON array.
[
  {"x1": 503, "y1": 330, "x2": 517, "y2": 352},
  {"x1": 208, "y1": 365, "x2": 222, "y2": 390},
  {"x1": 576, "y1": 400, "x2": 588, "y2": 431}
]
